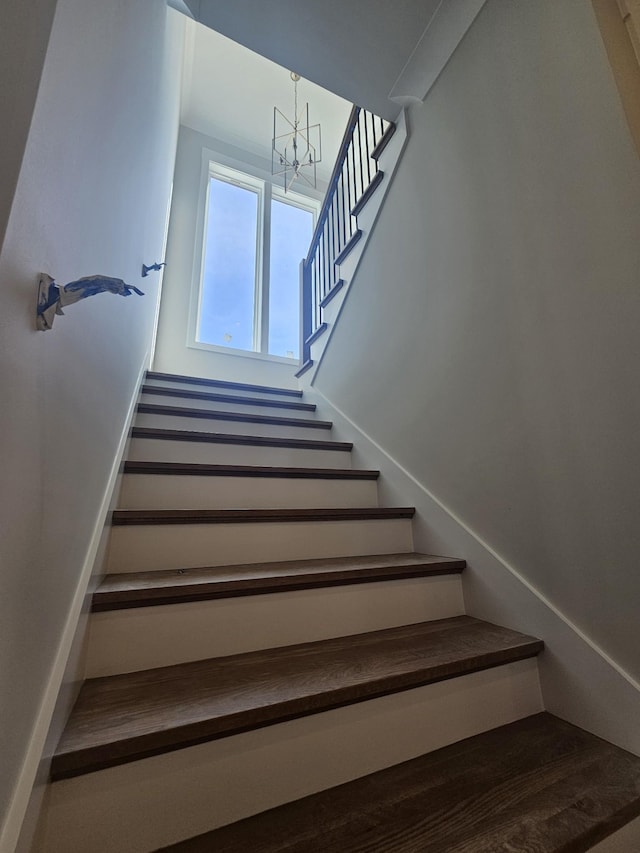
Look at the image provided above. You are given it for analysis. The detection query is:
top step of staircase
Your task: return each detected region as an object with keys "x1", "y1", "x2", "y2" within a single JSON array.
[
  {"x1": 146, "y1": 371, "x2": 303, "y2": 398},
  {"x1": 156, "y1": 712, "x2": 640, "y2": 853}
]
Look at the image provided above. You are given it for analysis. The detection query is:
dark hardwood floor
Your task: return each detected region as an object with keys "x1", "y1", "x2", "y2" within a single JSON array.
[{"x1": 155, "y1": 713, "x2": 640, "y2": 853}]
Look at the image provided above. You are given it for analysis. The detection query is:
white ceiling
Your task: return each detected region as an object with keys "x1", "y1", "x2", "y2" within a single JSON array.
[
  {"x1": 180, "y1": 20, "x2": 352, "y2": 183},
  {"x1": 183, "y1": 0, "x2": 444, "y2": 120}
]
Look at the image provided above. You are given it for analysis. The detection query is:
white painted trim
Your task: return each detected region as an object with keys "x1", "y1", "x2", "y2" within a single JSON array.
[
  {"x1": 309, "y1": 386, "x2": 640, "y2": 697},
  {"x1": 0, "y1": 359, "x2": 149, "y2": 853},
  {"x1": 589, "y1": 815, "x2": 640, "y2": 852},
  {"x1": 148, "y1": 181, "x2": 175, "y2": 370},
  {"x1": 179, "y1": 17, "x2": 196, "y2": 114},
  {"x1": 302, "y1": 385, "x2": 640, "y2": 757},
  {"x1": 186, "y1": 147, "x2": 211, "y2": 353},
  {"x1": 389, "y1": 0, "x2": 489, "y2": 105},
  {"x1": 186, "y1": 340, "x2": 297, "y2": 364}
]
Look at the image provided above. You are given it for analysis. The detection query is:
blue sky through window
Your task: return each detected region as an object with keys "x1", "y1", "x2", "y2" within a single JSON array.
[
  {"x1": 269, "y1": 199, "x2": 313, "y2": 359},
  {"x1": 198, "y1": 177, "x2": 257, "y2": 351}
]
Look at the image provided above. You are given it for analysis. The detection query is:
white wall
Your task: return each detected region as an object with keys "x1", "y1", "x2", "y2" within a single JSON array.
[
  {"x1": 0, "y1": 1, "x2": 58, "y2": 257},
  {"x1": 0, "y1": 1, "x2": 184, "y2": 846},
  {"x1": 152, "y1": 125, "x2": 302, "y2": 388},
  {"x1": 314, "y1": 0, "x2": 640, "y2": 708}
]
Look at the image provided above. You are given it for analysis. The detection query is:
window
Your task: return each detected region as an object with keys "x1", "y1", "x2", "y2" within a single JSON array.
[
  {"x1": 199, "y1": 175, "x2": 260, "y2": 351},
  {"x1": 193, "y1": 160, "x2": 318, "y2": 361},
  {"x1": 269, "y1": 199, "x2": 314, "y2": 358}
]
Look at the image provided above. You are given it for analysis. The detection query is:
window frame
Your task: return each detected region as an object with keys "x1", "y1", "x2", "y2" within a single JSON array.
[{"x1": 187, "y1": 148, "x2": 320, "y2": 363}]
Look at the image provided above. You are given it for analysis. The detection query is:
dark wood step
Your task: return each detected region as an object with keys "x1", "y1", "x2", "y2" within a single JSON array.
[
  {"x1": 156, "y1": 712, "x2": 640, "y2": 853},
  {"x1": 130, "y1": 426, "x2": 353, "y2": 452},
  {"x1": 146, "y1": 371, "x2": 303, "y2": 398},
  {"x1": 351, "y1": 169, "x2": 384, "y2": 217},
  {"x1": 294, "y1": 359, "x2": 314, "y2": 378},
  {"x1": 93, "y1": 553, "x2": 466, "y2": 611},
  {"x1": 334, "y1": 229, "x2": 362, "y2": 266},
  {"x1": 51, "y1": 616, "x2": 542, "y2": 780},
  {"x1": 136, "y1": 403, "x2": 332, "y2": 431},
  {"x1": 371, "y1": 121, "x2": 396, "y2": 162},
  {"x1": 304, "y1": 323, "x2": 327, "y2": 347},
  {"x1": 111, "y1": 506, "x2": 416, "y2": 526},
  {"x1": 122, "y1": 461, "x2": 379, "y2": 480},
  {"x1": 141, "y1": 384, "x2": 315, "y2": 412},
  {"x1": 319, "y1": 278, "x2": 344, "y2": 309}
]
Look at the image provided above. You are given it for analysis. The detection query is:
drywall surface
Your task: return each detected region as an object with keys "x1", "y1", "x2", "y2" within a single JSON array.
[
  {"x1": 0, "y1": 0, "x2": 58, "y2": 257},
  {"x1": 314, "y1": 0, "x2": 640, "y2": 685},
  {"x1": 0, "y1": 1, "x2": 183, "y2": 845},
  {"x1": 152, "y1": 124, "x2": 300, "y2": 388},
  {"x1": 189, "y1": 0, "x2": 442, "y2": 120}
]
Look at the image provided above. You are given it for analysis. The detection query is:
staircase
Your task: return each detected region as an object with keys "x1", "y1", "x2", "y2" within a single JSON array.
[{"x1": 41, "y1": 372, "x2": 640, "y2": 852}]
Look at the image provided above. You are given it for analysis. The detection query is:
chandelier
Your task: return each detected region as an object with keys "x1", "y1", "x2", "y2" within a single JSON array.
[{"x1": 272, "y1": 72, "x2": 322, "y2": 192}]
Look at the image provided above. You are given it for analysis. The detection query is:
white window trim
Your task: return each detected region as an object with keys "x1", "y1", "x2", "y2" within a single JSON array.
[{"x1": 187, "y1": 146, "x2": 321, "y2": 362}]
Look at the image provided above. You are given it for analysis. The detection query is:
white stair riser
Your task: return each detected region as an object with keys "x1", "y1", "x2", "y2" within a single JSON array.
[
  {"x1": 106, "y1": 518, "x2": 414, "y2": 574},
  {"x1": 118, "y1": 474, "x2": 379, "y2": 510},
  {"x1": 128, "y1": 437, "x2": 353, "y2": 469},
  {"x1": 140, "y1": 392, "x2": 317, "y2": 420},
  {"x1": 42, "y1": 659, "x2": 543, "y2": 853},
  {"x1": 135, "y1": 411, "x2": 331, "y2": 440},
  {"x1": 589, "y1": 816, "x2": 640, "y2": 853},
  {"x1": 86, "y1": 575, "x2": 465, "y2": 676},
  {"x1": 145, "y1": 378, "x2": 301, "y2": 401}
]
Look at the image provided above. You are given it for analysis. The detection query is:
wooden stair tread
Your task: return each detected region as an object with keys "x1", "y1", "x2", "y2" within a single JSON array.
[
  {"x1": 111, "y1": 506, "x2": 416, "y2": 526},
  {"x1": 122, "y1": 461, "x2": 378, "y2": 479},
  {"x1": 51, "y1": 617, "x2": 542, "y2": 780},
  {"x1": 93, "y1": 553, "x2": 466, "y2": 611},
  {"x1": 141, "y1": 384, "x2": 315, "y2": 412},
  {"x1": 156, "y1": 713, "x2": 640, "y2": 853},
  {"x1": 294, "y1": 359, "x2": 314, "y2": 378},
  {"x1": 137, "y1": 403, "x2": 332, "y2": 430},
  {"x1": 146, "y1": 371, "x2": 303, "y2": 397},
  {"x1": 351, "y1": 169, "x2": 384, "y2": 217},
  {"x1": 371, "y1": 121, "x2": 396, "y2": 161},
  {"x1": 334, "y1": 228, "x2": 362, "y2": 265},
  {"x1": 130, "y1": 426, "x2": 352, "y2": 451},
  {"x1": 123, "y1": 460, "x2": 380, "y2": 480}
]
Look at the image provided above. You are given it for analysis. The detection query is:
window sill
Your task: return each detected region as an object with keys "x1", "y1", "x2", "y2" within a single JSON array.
[{"x1": 188, "y1": 340, "x2": 298, "y2": 365}]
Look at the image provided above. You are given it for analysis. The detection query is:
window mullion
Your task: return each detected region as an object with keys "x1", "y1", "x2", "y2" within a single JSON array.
[{"x1": 259, "y1": 182, "x2": 272, "y2": 353}]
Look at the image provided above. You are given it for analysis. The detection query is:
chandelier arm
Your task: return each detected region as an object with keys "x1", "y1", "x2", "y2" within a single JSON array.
[{"x1": 272, "y1": 71, "x2": 319, "y2": 192}]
